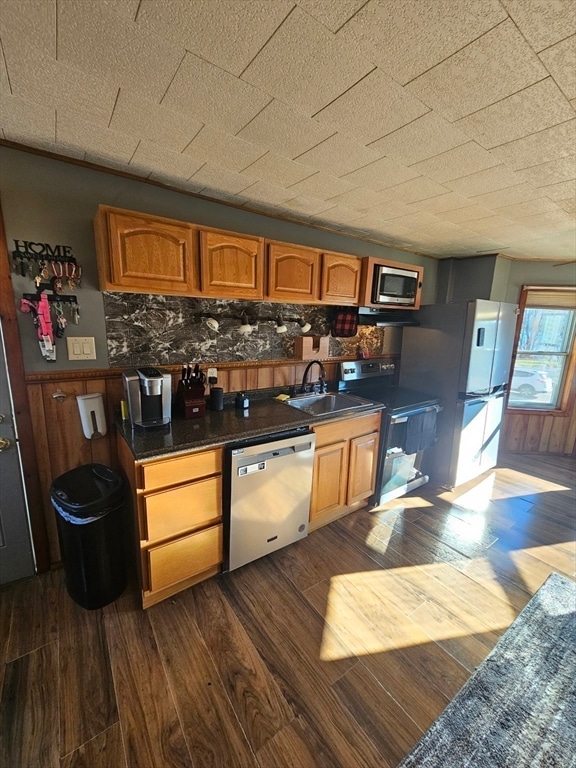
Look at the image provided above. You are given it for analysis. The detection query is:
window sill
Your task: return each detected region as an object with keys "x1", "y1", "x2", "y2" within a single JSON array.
[{"x1": 505, "y1": 406, "x2": 569, "y2": 416}]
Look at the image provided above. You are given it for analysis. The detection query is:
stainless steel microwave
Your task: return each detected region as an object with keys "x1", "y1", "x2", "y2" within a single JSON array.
[{"x1": 372, "y1": 264, "x2": 420, "y2": 307}]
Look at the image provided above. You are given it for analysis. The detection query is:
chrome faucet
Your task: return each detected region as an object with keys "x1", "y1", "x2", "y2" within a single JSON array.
[{"x1": 301, "y1": 360, "x2": 327, "y2": 394}]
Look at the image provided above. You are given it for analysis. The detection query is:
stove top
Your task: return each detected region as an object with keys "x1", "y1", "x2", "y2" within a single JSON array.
[
  {"x1": 376, "y1": 387, "x2": 441, "y2": 414},
  {"x1": 338, "y1": 359, "x2": 440, "y2": 415}
]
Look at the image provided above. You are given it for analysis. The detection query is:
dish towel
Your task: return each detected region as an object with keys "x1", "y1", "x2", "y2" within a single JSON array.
[
  {"x1": 331, "y1": 306, "x2": 359, "y2": 337},
  {"x1": 405, "y1": 409, "x2": 437, "y2": 455}
]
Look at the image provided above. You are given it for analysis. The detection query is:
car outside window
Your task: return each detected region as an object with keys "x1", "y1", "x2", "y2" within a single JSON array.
[{"x1": 508, "y1": 291, "x2": 576, "y2": 411}]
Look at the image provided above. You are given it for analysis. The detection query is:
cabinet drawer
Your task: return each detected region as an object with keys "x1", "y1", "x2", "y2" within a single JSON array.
[
  {"x1": 144, "y1": 476, "x2": 222, "y2": 542},
  {"x1": 313, "y1": 412, "x2": 381, "y2": 448},
  {"x1": 141, "y1": 448, "x2": 222, "y2": 490},
  {"x1": 148, "y1": 524, "x2": 223, "y2": 592}
]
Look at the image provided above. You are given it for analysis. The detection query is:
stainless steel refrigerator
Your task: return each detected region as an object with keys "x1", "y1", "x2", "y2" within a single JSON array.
[{"x1": 400, "y1": 299, "x2": 518, "y2": 489}]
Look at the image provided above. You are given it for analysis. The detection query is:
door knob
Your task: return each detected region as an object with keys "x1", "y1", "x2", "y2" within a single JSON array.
[{"x1": 0, "y1": 437, "x2": 12, "y2": 451}]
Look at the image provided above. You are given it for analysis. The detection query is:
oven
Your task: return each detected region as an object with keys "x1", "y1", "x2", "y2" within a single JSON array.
[{"x1": 338, "y1": 359, "x2": 442, "y2": 505}]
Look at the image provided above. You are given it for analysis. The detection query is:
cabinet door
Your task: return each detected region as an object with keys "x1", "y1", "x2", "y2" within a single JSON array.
[
  {"x1": 268, "y1": 243, "x2": 320, "y2": 302},
  {"x1": 200, "y1": 230, "x2": 264, "y2": 298},
  {"x1": 310, "y1": 440, "x2": 348, "y2": 522},
  {"x1": 320, "y1": 252, "x2": 362, "y2": 305},
  {"x1": 99, "y1": 208, "x2": 199, "y2": 294},
  {"x1": 347, "y1": 431, "x2": 379, "y2": 505}
]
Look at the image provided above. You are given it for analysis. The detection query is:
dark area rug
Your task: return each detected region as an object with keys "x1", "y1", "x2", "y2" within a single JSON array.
[{"x1": 398, "y1": 572, "x2": 576, "y2": 767}]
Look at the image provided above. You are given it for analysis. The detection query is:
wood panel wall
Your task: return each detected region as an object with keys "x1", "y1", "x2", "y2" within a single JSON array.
[
  {"x1": 501, "y1": 364, "x2": 576, "y2": 455},
  {"x1": 25, "y1": 359, "x2": 340, "y2": 567},
  {"x1": 501, "y1": 405, "x2": 576, "y2": 455}
]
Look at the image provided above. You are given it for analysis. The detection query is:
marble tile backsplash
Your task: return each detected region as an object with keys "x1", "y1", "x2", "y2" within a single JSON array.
[{"x1": 103, "y1": 292, "x2": 386, "y2": 367}]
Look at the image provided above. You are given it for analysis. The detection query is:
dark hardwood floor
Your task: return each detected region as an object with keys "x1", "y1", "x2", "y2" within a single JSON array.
[{"x1": 1, "y1": 452, "x2": 575, "y2": 768}]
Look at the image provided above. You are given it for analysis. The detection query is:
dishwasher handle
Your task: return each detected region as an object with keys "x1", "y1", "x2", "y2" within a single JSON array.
[
  {"x1": 237, "y1": 461, "x2": 267, "y2": 477},
  {"x1": 234, "y1": 440, "x2": 314, "y2": 477}
]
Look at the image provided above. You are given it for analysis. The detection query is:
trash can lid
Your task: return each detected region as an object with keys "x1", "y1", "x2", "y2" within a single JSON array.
[{"x1": 50, "y1": 464, "x2": 123, "y2": 517}]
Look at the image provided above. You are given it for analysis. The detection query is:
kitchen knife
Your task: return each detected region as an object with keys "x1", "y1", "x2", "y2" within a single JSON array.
[
  {"x1": 194, "y1": 363, "x2": 200, "y2": 380},
  {"x1": 181, "y1": 364, "x2": 186, "y2": 383}
]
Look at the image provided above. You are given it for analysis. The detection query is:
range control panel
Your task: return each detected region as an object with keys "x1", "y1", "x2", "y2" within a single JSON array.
[{"x1": 340, "y1": 358, "x2": 396, "y2": 382}]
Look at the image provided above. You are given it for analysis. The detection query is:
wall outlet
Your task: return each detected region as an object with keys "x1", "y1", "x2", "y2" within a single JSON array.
[
  {"x1": 207, "y1": 367, "x2": 218, "y2": 383},
  {"x1": 67, "y1": 336, "x2": 97, "y2": 360}
]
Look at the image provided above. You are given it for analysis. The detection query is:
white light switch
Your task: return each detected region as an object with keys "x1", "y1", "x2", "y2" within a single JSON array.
[{"x1": 67, "y1": 336, "x2": 97, "y2": 360}]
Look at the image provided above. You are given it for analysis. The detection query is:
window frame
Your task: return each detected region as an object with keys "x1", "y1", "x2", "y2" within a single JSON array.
[{"x1": 506, "y1": 285, "x2": 576, "y2": 416}]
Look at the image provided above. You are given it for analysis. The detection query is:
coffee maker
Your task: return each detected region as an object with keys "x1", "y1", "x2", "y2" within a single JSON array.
[{"x1": 122, "y1": 367, "x2": 172, "y2": 428}]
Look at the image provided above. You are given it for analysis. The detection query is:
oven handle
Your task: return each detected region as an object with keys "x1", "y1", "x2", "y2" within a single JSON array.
[{"x1": 390, "y1": 404, "x2": 442, "y2": 423}]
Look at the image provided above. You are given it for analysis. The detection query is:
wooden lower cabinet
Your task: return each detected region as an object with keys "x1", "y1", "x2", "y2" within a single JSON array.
[
  {"x1": 311, "y1": 441, "x2": 348, "y2": 520},
  {"x1": 117, "y1": 437, "x2": 223, "y2": 608},
  {"x1": 116, "y1": 412, "x2": 380, "y2": 606},
  {"x1": 347, "y1": 431, "x2": 379, "y2": 505},
  {"x1": 310, "y1": 412, "x2": 381, "y2": 531}
]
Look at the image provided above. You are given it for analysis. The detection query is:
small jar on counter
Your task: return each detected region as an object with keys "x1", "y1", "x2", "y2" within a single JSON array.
[{"x1": 235, "y1": 392, "x2": 250, "y2": 409}]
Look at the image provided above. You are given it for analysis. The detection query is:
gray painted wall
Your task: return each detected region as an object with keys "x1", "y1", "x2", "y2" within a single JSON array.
[
  {"x1": 505, "y1": 259, "x2": 576, "y2": 304},
  {"x1": 433, "y1": 255, "x2": 513, "y2": 303},
  {"x1": 0, "y1": 147, "x2": 438, "y2": 373}
]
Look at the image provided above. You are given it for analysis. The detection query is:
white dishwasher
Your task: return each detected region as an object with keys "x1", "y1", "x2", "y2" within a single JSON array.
[{"x1": 225, "y1": 429, "x2": 315, "y2": 571}]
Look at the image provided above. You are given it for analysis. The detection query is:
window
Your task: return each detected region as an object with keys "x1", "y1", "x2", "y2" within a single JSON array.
[{"x1": 508, "y1": 287, "x2": 576, "y2": 410}]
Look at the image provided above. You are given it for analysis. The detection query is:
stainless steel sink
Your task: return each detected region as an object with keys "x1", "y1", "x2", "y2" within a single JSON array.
[{"x1": 283, "y1": 392, "x2": 376, "y2": 416}]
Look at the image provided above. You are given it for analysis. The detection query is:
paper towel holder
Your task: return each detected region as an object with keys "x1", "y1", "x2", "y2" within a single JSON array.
[{"x1": 76, "y1": 393, "x2": 107, "y2": 439}]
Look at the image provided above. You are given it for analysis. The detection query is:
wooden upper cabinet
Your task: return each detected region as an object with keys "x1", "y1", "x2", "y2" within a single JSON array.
[
  {"x1": 320, "y1": 252, "x2": 362, "y2": 305},
  {"x1": 200, "y1": 229, "x2": 264, "y2": 299},
  {"x1": 360, "y1": 256, "x2": 424, "y2": 310},
  {"x1": 94, "y1": 206, "x2": 199, "y2": 295},
  {"x1": 267, "y1": 242, "x2": 320, "y2": 303},
  {"x1": 93, "y1": 204, "x2": 421, "y2": 307}
]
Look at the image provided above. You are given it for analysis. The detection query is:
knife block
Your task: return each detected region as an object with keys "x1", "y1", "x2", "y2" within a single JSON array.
[{"x1": 175, "y1": 381, "x2": 206, "y2": 419}]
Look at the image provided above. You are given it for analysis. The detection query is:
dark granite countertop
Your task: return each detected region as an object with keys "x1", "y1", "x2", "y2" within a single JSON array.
[{"x1": 117, "y1": 397, "x2": 384, "y2": 462}]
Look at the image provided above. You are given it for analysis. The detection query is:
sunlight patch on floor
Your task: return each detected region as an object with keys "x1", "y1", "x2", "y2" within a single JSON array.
[
  {"x1": 371, "y1": 496, "x2": 434, "y2": 513},
  {"x1": 318, "y1": 563, "x2": 512, "y2": 661},
  {"x1": 439, "y1": 474, "x2": 497, "y2": 510},
  {"x1": 489, "y1": 469, "x2": 569, "y2": 499},
  {"x1": 509, "y1": 544, "x2": 576, "y2": 576},
  {"x1": 438, "y1": 470, "x2": 569, "y2": 507},
  {"x1": 443, "y1": 513, "x2": 488, "y2": 543}
]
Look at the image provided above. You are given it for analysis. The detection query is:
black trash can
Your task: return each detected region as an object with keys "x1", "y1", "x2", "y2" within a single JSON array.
[{"x1": 51, "y1": 464, "x2": 127, "y2": 609}]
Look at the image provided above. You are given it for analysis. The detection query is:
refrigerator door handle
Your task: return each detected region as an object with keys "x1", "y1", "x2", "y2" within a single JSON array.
[{"x1": 476, "y1": 327, "x2": 485, "y2": 346}]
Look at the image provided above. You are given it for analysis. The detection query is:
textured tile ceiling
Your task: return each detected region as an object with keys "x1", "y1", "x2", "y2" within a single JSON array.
[{"x1": 0, "y1": 0, "x2": 575, "y2": 262}]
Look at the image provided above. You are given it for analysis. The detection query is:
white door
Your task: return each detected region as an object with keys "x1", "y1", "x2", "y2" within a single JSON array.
[{"x1": 0, "y1": 319, "x2": 35, "y2": 584}]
